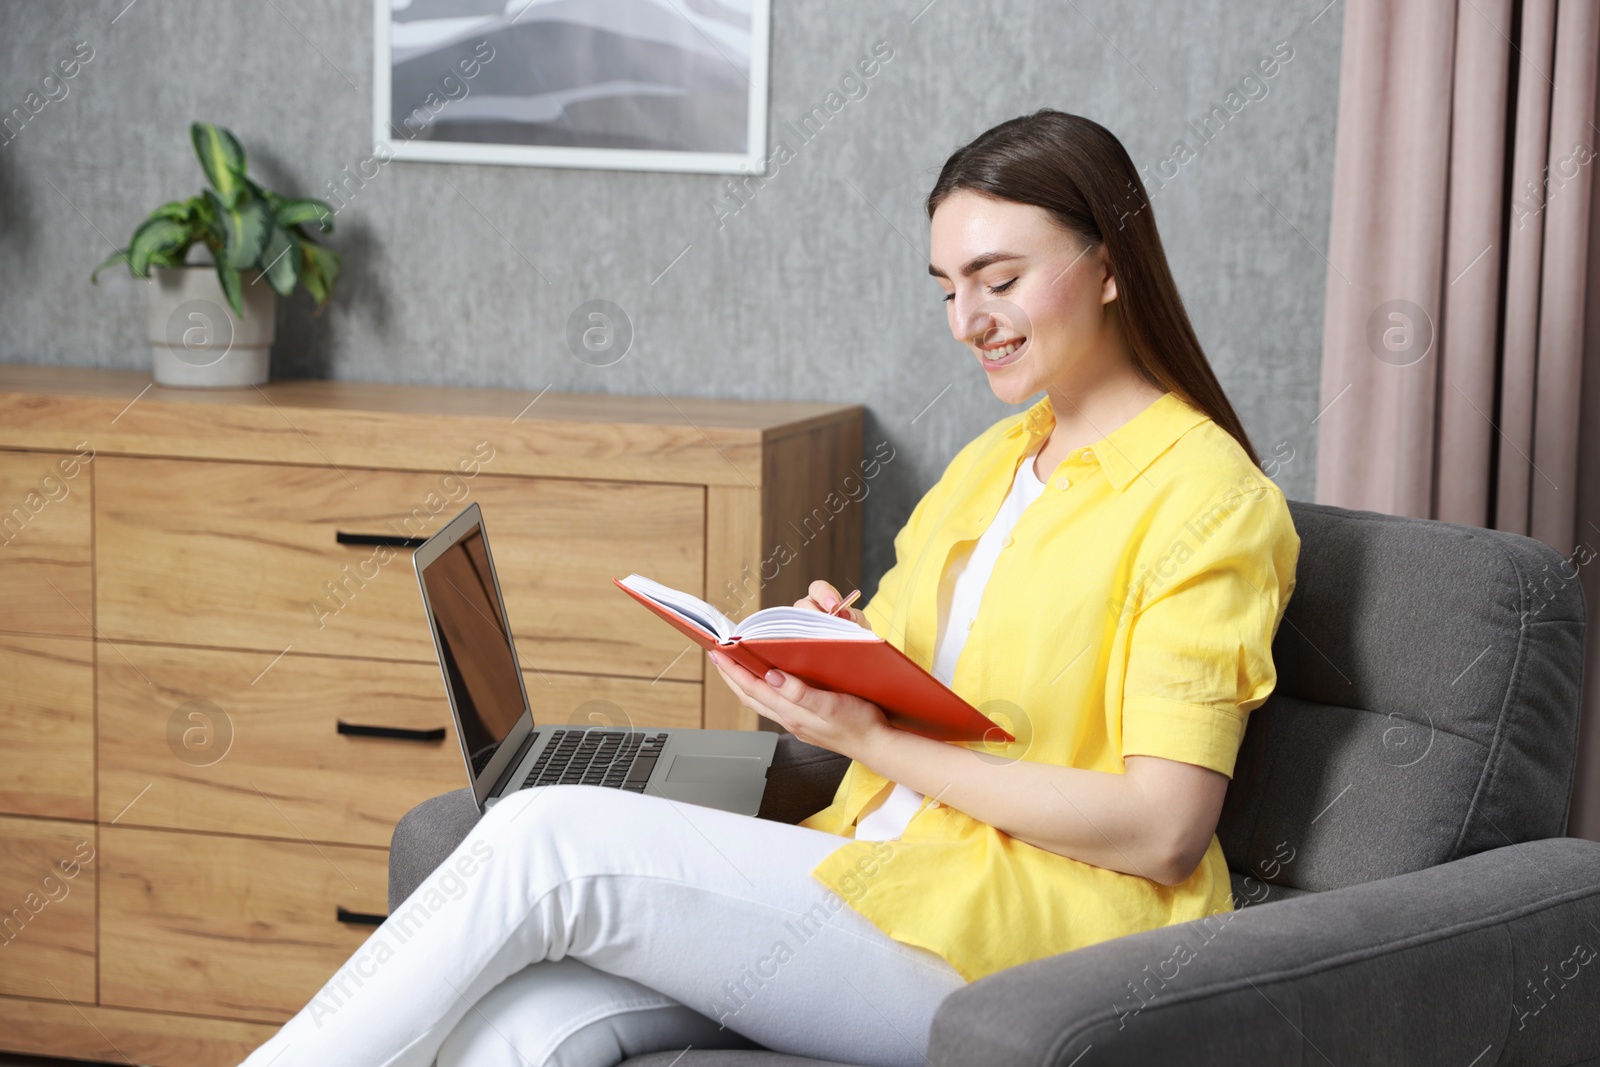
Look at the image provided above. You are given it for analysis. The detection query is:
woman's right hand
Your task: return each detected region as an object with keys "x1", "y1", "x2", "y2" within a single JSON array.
[{"x1": 794, "y1": 579, "x2": 873, "y2": 630}]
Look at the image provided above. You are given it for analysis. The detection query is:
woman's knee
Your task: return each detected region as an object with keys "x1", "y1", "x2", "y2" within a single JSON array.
[
  {"x1": 469, "y1": 786, "x2": 645, "y2": 865},
  {"x1": 480, "y1": 784, "x2": 613, "y2": 826}
]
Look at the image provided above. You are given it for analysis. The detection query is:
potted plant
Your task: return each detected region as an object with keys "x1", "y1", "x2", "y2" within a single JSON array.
[{"x1": 91, "y1": 121, "x2": 340, "y2": 387}]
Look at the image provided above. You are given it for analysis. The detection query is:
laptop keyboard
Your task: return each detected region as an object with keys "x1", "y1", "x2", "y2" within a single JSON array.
[{"x1": 522, "y1": 729, "x2": 670, "y2": 792}]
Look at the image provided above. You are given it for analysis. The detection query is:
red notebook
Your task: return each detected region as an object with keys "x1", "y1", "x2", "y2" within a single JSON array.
[{"x1": 614, "y1": 573, "x2": 1013, "y2": 744}]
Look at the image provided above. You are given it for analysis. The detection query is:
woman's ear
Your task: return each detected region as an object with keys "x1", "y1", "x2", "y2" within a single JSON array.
[{"x1": 1095, "y1": 245, "x2": 1118, "y2": 305}]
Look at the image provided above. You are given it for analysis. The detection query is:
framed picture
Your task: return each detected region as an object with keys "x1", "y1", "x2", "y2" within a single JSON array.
[{"x1": 372, "y1": 0, "x2": 770, "y2": 175}]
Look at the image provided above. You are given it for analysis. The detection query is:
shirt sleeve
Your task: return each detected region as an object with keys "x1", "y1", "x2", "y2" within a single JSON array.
[{"x1": 1119, "y1": 485, "x2": 1300, "y2": 778}]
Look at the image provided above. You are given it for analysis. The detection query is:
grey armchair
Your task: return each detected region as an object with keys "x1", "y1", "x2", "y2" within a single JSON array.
[{"x1": 390, "y1": 500, "x2": 1600, "y2": 1065}]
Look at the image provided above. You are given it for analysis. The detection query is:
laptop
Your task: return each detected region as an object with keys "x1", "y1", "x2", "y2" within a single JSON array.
[{"x1": 414, "y1": 502, "x2": 779, "y2": 815}]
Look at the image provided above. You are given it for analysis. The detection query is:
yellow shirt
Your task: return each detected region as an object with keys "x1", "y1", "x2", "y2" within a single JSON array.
[{"x1": 798, "y1": 390, "x2": 1300, "y2": 983}]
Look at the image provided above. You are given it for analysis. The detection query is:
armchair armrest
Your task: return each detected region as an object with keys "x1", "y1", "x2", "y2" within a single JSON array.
[
  {"x1": 929, "y1": 838, "x2": 1600, "y2": 1066},
  {"x1": 388, "y1": 735, "x2": 850, "y2": 911},
  {"x1": 388, "y1": 786, "x2": 480, "y2": 913},
  {"x1": 755, "y1": 734, "x2": 851, "y2": 825}
]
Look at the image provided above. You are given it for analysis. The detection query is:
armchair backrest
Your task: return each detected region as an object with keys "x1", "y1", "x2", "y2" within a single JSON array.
[{"x1": 1217, "y1": 500, "x2": 1587, "y2": 898}]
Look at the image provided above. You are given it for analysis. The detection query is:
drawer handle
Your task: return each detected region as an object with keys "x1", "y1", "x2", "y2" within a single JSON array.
[
  {"x1": 336, "y1": 531, "x2": 428, "y2": 549},
  {"x1": 337, "y1": 720, "x2": 447, "y2": 743},
  {"x1": 336, "y1": 906, "x2": 387, "y2": 927}
]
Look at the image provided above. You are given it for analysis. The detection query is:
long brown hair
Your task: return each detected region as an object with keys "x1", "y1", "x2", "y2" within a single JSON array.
[{"x1": 926, "y1": 109, "x2": 1261, "y2": 468}]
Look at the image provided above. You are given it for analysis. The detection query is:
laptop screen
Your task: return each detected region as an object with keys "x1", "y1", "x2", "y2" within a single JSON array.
[{"x1": 417, "y1": 521, "x2": 529, "y2": 782}]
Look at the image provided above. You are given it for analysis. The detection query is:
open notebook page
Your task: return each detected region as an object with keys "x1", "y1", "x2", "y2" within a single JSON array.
[
  {"x1": 617, "y1": 574, "x2": 879, "y2": 642},
  {"x1": 732, "y1": 606, "x2": 879, "y2": 641},
  {"x1": 617, "y1": 573, "x2": 738, "y2": 639}
]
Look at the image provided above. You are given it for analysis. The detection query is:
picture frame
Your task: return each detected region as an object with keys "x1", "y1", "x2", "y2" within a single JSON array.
[{"x1": 372, "y1": 0, "x2": 770, "y2": 175}]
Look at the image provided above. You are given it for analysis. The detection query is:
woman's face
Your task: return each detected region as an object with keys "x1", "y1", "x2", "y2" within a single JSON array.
[{"x1": 928, "y1": 190, "x2": 1119, "y2": 406}]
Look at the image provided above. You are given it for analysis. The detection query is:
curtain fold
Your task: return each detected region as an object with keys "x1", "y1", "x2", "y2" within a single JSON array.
[
  {"x1": 1315, "y1": 0, "x2": 1600, "y2": 840},
  {"x1": 1435, "y1": 1, "x2": 1511, "y2": 524}
]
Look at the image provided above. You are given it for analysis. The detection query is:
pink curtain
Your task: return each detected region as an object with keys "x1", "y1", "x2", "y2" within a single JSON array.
[{"x1": 1315, "y1": 0, "x2": 1600, "y2": 840}]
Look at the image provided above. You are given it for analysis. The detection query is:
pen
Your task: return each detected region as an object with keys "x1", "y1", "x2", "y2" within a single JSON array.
[{"x1": 827, "y1": 588, "x2": 861, "y2": 617}]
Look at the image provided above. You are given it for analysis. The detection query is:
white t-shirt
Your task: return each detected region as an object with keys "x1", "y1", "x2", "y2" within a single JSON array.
[{"x1": 854, "y1": 447, "x2": 1048, "y2": 841}]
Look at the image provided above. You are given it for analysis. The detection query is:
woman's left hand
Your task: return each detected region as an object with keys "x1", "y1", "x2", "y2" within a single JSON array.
[{"x1": 706, "y1": 649, "x2": 891, "y2": 759}]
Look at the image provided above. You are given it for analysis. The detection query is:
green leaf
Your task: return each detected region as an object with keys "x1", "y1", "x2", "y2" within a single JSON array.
[
  {"x1": 274, "y1": 197, "x2": 334, "y2": 233},
  {"x1": 245, "y1": 176, "x2": 280, "y2": 211},
  {"x1": 191, "y1": 122, "x2": 248, "y2": 206},
  {"x1": 205, "y1": 189, "x2": 271, "y2": 270},
  {"x1": 189, "y1": 193, "x2": 222, "y2": 249},
  {"x1": 127, "y1": 216, "x2": 192, "y2": 277},
  {"x1": 261, "y1": 224, "x2": 298, "y2": 297},
  {"x1": 90, "y1": 249, "x2": 130, "y2": 283},
  {"x1": 151, "y1": 197, "x2": 200, "y2": 223},
  {"x1": 146, "y1": 249, "x2": 189, "y2": 270},
  {"x1": 298, "y1": 240, "x2": 339, "y2": 308},
  {"x1": 214, "y1": 262, "x2": 244, "y2": 318}
]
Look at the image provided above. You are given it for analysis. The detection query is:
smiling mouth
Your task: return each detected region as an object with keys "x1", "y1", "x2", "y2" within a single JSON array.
[{"x1": 977, "y1": 335, "x2": 1027, "y2": 364}]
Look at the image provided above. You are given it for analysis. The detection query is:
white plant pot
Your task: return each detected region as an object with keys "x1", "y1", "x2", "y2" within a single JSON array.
[{"x1": 146, "y1": 265, "x2": 276, "y2": 387}]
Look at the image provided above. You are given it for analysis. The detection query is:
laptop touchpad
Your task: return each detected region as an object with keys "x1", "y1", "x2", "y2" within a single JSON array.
[{"x1": 666, "y1": 754, "x2": 761, "y2": 784}]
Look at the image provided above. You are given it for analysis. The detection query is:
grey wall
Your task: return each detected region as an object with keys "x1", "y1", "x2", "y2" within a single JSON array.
[{"x1": 0, "y1": 0, "x2": 1340, "y2": 597}]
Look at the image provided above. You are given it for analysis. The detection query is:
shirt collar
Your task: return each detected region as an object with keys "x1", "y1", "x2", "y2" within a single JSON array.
[{"x1": 1007, "y1": 390, "x2": 1210, "y2": 491}]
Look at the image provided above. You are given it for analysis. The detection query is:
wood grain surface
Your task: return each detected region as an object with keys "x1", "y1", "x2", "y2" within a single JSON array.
[
  {"x1": 0, "y1": 448, "x2": 93, "y2": 638},
  {"x1": 0, "y1": 366, "x2": 862, "y2": 487},
  {"x1": 95, "y1": 456, "x2": 705, "y2": 680},
  {"x1": 99, "y1": 825, "x2": 388, "y2": 1023},
  {"x1": 0, "y1": 994, "x2": 272, "y2": 1066},
  {"x1": 0, "y1": 815, "x2": 96, "y2": 1002},
  {"x1": 96, "y1": 642, "x2": 701, "y2": 845},
  {"x1": 0, "y1": 635, "x2": 94, "y2": 820}
]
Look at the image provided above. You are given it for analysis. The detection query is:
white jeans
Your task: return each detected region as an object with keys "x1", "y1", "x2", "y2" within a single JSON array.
[{"x1": 239, "y1": 784, "x2": 966, "y2": 1067}]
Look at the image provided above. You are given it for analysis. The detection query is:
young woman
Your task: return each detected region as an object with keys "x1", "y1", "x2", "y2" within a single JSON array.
[{"x1": 238, "y1": 110, "x2": 1298, "y2": 1067}]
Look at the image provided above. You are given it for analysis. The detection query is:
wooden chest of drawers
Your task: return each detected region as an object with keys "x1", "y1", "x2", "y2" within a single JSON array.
[{"x1": 0, "y1": 365, "x2": 862, "y2": 1065}]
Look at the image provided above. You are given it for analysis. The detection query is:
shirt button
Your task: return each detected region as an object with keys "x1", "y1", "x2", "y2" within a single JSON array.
[
  {"x1": 1002, "y1": 535, "x2": 1014, "y2": 548},
  {"x1": 928, "y1": 800, "x2": 941, "y2": 810},
  {"x1": 1056, "y1": 477, "x2": 1070, "y2": 490},
  {"x1": 966, "y1": 618, "x2": 975, "y2": 631},
  {"x1": 1082, "y1": 448, "x2": 1094, "y2": 460}
]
